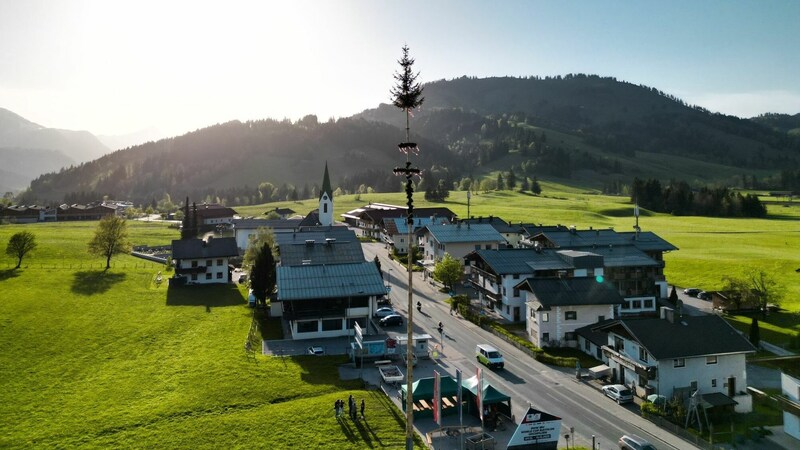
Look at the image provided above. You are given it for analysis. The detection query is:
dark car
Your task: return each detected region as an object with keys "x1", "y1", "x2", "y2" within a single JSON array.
[
  {"x1": 697, "y1": 291, "x2": 711, "y2": 300},
  {"x1": 683, "y1": 288, "x2": 701, "y2": 297},
  {"x1": 379, "y1": 314, "x2": 403, "y2": 327}
]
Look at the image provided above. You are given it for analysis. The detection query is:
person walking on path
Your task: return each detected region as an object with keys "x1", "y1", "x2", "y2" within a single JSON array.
[{"x1": 360, "y1": 399, "x2": 365, "y2": 419}]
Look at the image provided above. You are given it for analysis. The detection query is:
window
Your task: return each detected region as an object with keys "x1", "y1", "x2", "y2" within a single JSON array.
[
  {"x1": 632, "y1": 300, "x2": 642, "y2": 309},
  {"x1": 564, "y1": 332, "x2": 576, "y2": 341},
  {"x1": 584, "y1": 338, "x2": 591, "y2": 351},
  {"x1": 296, "y1": 320, "x2": 318, "y2": 333},
  {"x1": 206, "y1": 259, "x2": 212, "y2": 267},
  {"x1": 542, "y1": 313, "x2": 549, "y2": 322},
  {"x1": 565, "y1": 311, "x2": 577, "y2": 321},
  {"x1": 216, "y1": 259, "x2": 223, "y2": 266},
  {"x1": 639, "y1": 347, "x2": 648, "y2": 362},
  {"x1": 475, "y1": 245, "x2": 480, "y2": 250},
  {"x1": 598, "y1": 315, "x2": 605, "y2": 322},
  {"x1": 513, "y1": 274, "x2": 519, "y2": 279},
  {"x1": 530, "y1": 310, "x2": 535, "y2": 318},
  {"x1": 542, "y1": 332, "x2": 550, "y2": 342},
  {"x1": 673, "y1": 358, "x2": 685, "y2": 368},
  {"x1": 323, "y1": 203, "x2": 328, "y2": 213},
  {"x1": 513, "y1": 288, "x2": 520, "y2": 297},
  {"x1": 644, "y1": 299, "x2": 653, "y2": 308},
  {"x1": 191, "y1": 274, "x2": 198, "y2": 281},
  {"x1": 205, "y1": 273, "x2": 212, "y2": 280},
  {"x1": 321, "y1": 319, "x2": 341, "y2": 331},
  {"x1": 706, "y1": 356, "x2": 718, "y2": 365},
  {"x1": 711, "y1": 379, "x2": 717, "y2": 388},
  {"x1": 485, "y1": 244, "x2": 491, "y2": 249},
  {"x1": 191, "y1": 260, "x2": 198, "y2": 268},
  {"x1": 216, "y1": 272, "x2": 223, "y2": 279}
]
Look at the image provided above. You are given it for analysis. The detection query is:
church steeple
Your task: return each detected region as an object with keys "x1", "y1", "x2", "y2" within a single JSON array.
[{"x1": 318, "y1": 162, "x2": 333, "y2": 226}]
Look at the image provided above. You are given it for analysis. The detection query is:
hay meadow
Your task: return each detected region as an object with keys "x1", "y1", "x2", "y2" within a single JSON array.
[{"x1": 2, "y1": 185, "x2": 798, "y2": 447}]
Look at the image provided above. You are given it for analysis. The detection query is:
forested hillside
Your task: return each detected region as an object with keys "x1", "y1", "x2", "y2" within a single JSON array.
[{"x1": 16, "y1": 75, "x2": 800, "y2": 206}]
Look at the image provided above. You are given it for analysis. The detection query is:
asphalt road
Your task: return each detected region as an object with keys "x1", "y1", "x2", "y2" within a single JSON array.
[{"x1": 362, "y1": 241, "x2": 700, "y2": 450}]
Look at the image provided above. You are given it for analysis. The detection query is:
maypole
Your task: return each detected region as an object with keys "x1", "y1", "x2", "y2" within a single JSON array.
[{"x1": 390, "y1": 45, "x2": 424, "y2": 450}]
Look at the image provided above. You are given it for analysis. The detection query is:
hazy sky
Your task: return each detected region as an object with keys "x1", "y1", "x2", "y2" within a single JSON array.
[{"x1": 2, "y1": 0, "x2": 799, "y2": 137}]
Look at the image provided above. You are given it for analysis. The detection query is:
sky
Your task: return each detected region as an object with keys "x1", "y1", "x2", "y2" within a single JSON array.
[{"x1": 1, "y1": 0, "x2": 799, "y2": 138}]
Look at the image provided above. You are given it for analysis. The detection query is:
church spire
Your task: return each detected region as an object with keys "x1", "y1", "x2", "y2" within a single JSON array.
[{"x1": 320, "y1": 161, "x2": 332, "y2": 201}]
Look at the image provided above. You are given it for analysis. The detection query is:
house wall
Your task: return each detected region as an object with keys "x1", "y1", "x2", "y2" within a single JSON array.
[
  {"x1": 577, "y1": 336, "x2": 607, "y2": 363},
  {"x1": 177, "y1": 257, "x2": 230, "y2": 284},
  {"x1": 528, "y1": 303, "x2": 614, "y2": 347},
  {"x1": 289, "y1": 304, "x2": 371, "y2": 340},
  {"x1": 655, "y1": 354, "x2": 749, "y2": 407},
  {"x1": 782, "y1": 373, "x2": 800, "y2": 440}
]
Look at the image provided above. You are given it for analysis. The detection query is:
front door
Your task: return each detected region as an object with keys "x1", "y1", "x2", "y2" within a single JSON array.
[
  {"x1": 727, "y1": 377, "x2": 736, "y2": 397},
  {"x1": 513, "y1": 307, "x2": 520, "y2": 322}
]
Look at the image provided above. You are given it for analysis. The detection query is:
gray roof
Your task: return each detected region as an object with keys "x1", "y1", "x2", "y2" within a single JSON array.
[
  {"x1": 423, "y1": 223, "x2": 505, "y2": 244},
  {"x1": 385, "y1": 217, "x2": 448, "y2": 236},
  {"x1": 519, "y1": 278, "x2": 625, "y2": 309},
  {"x1": 586, "y1": 246, "x2": 660, "y2": 267},
  {"x1": 594, "y1": 315, "x2": 756, "y2": 360},
  {"x1": 277, "y1": 262, "x2": 386, "y2": 301},
  {"x1": 172, "y1": 237, "x2": 239, "y2": 259},
  {"x1": 532, "y1": 228, "x2": 677, "y2": 253},
  {"x1": 279, "y1": 240, "x2": 365, "y2": 266},
  {"x1": 231, "y1": 218, "x2": 303, "y2": 230},
  {"x1": 467, "y1": 248, "x2": 571, "y2": 274},
  {"x1": 274, "y1": 226, "x2": 357, "y2": 247},
  {"x1": 575, "y1": 318, "x2": 615, "y2": 347},
  {"x1": 460, "y1": 216, "x2": 523, "y2": 234}
]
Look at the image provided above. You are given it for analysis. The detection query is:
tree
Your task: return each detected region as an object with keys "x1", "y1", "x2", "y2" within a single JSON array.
[
  {"x1": 721, "y1": 275, "x2": 754, "y2": 310},
  {"x1": 531, "y1": 176, "x2": 542, "y2": 195},
  {"x1": 749, "y1": 317, "x2": 761, "y2": 346},
  {"x1": 181, "y1": 197, "x2": 192, "y2": 239},
  {"x1": 390, "y1": 45, "x2": 425, "y2": 133},
  {"x1": 746, "y1": 268, "x2": 783, "y2": 317},
  {"x1": 250, "y1": 243, "x2": 276, "y2": 307},
  {"x1": 6, "y1": 231, "x2": 37, "y2": 269},
  {"x1": 519, "y1": 177, "x2": 529, "y2": 192},
  {"x1": 506, "y1": 169, "x2": 517, "y2": 189},
  {"x1": 88, "y1": 216, "x2": 132, "y2": 270},
  {"x1": 433, "y1": 253, "x2": 462, "y2": 292},
  {"x1": 243, "y1": 227, "x2": 276, "y2": 268},
  {"x1": 669, "y1": 286, "x2": 678, "y2": 304},
  {"x1": 374, "y1": 255, "x2": 382, "y2": 277},
  {"x1": 496, "y1": 173, "x2": 505, "y2": 190}
]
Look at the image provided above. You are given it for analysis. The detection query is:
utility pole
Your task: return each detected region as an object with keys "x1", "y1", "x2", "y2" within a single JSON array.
[{"x1": 390, "y1": 45, "x2": 424, "y2": 450}]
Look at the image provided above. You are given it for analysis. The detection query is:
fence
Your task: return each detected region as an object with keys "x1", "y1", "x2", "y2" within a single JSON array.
[{"x1": 3, "y1": 261, "x2": 161, "y2": 270}]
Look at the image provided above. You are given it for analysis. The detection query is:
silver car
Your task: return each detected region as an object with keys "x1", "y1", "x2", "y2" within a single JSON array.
[
  {"x1": 618, "y1": 434, "x2": 656, "y2": 449},
  {"x1": 602, "y1": 384, "x2": 634, "y2": 404}
]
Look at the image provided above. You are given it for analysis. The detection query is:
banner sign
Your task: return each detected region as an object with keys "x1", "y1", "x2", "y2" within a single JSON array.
[
  {"x1": 476, "y1": 367, "x2": 483, "y2": 423},
  {"x1": 354, "y1": 322, "x2": 363, "y2": 349},
  {"x1": 507, "y1": 406, "x2": 562, "y2": 450},
  {"x1": 456, "y1": 369, "x2": 463, "y2": 425},
  {"x1": 433, "y1": 370, "x2": 441, "y2": 426}
]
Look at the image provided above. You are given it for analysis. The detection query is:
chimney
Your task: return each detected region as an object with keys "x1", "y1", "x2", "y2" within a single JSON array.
[{"x1": 305, "y1": 239, "x2": 315, "y2": 246}]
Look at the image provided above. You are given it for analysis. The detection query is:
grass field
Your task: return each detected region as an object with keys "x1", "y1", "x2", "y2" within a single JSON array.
[{"x1": 0, "y1": 221, "x2": 421, "y2": 449}]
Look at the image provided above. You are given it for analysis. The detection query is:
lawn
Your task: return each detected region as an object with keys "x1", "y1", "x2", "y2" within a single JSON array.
[{"x1": 0, "y1": 221, "x2": 421, "y2": 449}]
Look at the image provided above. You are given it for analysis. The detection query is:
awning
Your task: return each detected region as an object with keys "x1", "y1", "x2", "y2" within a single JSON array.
[
  {"x1": 588, "y1": 364, "x2": 611, "y2": 378},
  {"x1": 701, "y1": 392, "x2": 738, "y2": 408}
]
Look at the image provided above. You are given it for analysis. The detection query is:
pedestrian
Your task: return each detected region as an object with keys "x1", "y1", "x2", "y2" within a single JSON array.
[
  {"x1": 360, "y1": 399, "x2": 365, "y2": 419},
  {"x1": 337, "y1": 399, "x2": 343, "y2": 418},
  {"x1": 334, "y1": 399, "x2": 338, "y2": 418}
]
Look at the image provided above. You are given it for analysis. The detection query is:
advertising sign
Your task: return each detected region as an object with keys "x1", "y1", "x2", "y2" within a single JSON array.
[
  {"x1": 507, "y1": 406, "x2": 562, "y2": 450},
  {"x1": 433, "y1": 370, "x2": 441, "y2": 426}
]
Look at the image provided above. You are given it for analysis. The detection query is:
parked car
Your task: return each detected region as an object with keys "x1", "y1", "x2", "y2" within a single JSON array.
[
  {"x1": 373, "y1": 307, "x2": 396, "y2": 318},
  {"x1": 307, "y1": 346, "x2": 324, "y2": 356},
  {"x1": 697, "y1": 291, "x2": 711, "y2": 300},
  {"x1": 683, "y1": 287, "x2": 701, "y2": 297},
  {"x1": 618, "y1": 434, "x2": 657, "y2": 449},
  {"x1": 602, "y1": 384, "x2": 634, "y2": 404},
  {"x1": 379, "y1": 314, "x2": 404, "y2": 327}
]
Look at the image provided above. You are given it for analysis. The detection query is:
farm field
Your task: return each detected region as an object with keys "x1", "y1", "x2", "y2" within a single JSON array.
[{"x1": 0, "y1": 221, "x2": 421, "y2": 449}]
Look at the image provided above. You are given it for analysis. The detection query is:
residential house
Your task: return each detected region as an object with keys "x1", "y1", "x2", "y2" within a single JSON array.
[
  {"x1": 193, "y1": 203, "x2": 238, "y2": 228},
  {"x1": 341, "y1": 203, "x2": 456, "y2": 239},
  {"x1": 782, "y1": 373, "x2": 800, "y2": 441},
  {"x1": 274, "y1": 226, "x2": 364, "y2": 267},
  {"x1": 593, "y1": 308, "x2": 756, "y2": 412},
  {"x1": 171, "y1": 237, "x2": 239, "y2": 284},
  {"x1": 517, "y1": 276, "x2": 624, "y2": 348},
  {"x1": 419, "y1": 223, "x2": 506, "y2": 265},
  {"x1": 231, "y1": 218, "x2": 303, "y2": 250},
  {"x1": 460, "y1": 216, "x2": 525, "y2": 248},
  {"x1": 57, "y1": 203, "x2": 117, "y2": 221},
  {"x1": 383, "y1": 216, "x2": 450, "y2": 254}
]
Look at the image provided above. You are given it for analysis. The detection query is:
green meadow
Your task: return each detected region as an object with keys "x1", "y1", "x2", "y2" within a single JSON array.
[{"x1": 0, "y1": 221, "x2": 421, "y2": 449}]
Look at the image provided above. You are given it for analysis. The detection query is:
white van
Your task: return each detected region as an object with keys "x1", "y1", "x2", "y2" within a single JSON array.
[{"x1": 476, "y1": 344, "x2": 504, "y2": 369}]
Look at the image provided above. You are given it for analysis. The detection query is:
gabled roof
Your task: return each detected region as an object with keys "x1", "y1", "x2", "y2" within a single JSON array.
[
  {"x1": 171, "y1": 237, "x2": 239, "y2": 259},
  {"x1": 194, "y1": 203, "x2": 238, "y2": 219},
  {"x1": 422, "y1": 223, "x2": 505, "y2": 244},
  {"x1": 575, "y1": 318, "x2": 616, "y2": 347},
  {"x1": 277, "y1": 262, "x2": 385, "y2": 301},
  {"x1": 274, "y1": 226, "x2": 357, "y2": 247},
  {"x1": 531, "y1": 228, "x2": 676, "y2": 253},
  {"x1": 585, "y1": 246, "x2": 660, "y2": 267},
  {"x1": 460, "y1": 216, "x2": 522, "y2": 234},
  {"x1": 594, "y1": 314, "x2": 756, "y2": 360},
  {"x1": 466, "y1": 248, "x2": 565, "y2": 274},
  {"x1": 384, "y1": 216, "x2": 449, "y2": 236},
  {"x1": 299, "y1": 210, "x2": 321, "y2": 227},
  {"x1": 232, "y1": 218, "x2": 303, "y2": 230},
  {"x1": 518, "y1": 278, "x2": 625, "y2": 309}
]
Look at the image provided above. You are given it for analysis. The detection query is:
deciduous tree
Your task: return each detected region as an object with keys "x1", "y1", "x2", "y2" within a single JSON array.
[
  {"x1": 433, "y1": 253, "x2": 462, "y2": 292},
  {"x1": 88, "y1": 216, "x2": 132, "y2": 270},
  {"x1": 6, "y1": 231, "x2": 37, "y2": 269},
  {"x1": 243, "y1": 227, "x2": 276, "y2": 268}
]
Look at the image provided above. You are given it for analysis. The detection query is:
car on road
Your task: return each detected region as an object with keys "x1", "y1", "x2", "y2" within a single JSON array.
[
  {"x1": 697, "y1": 291, "x2": 711, "y2": 300},
  {"x1": 374, "y1": 307, "x2": 396, "y2": 318},
  {"x1": 683, "y1": 287, "x2": 701, "y2": 297},
  {"x1": 618, "y1": 434, "x2": 657, "y2": 449},
  {"x1": 476, "y1": 344, "x2": 505, "y2": 369},
  {"x1": 307, "y1": 346, "x2": 325, "y2": 356},
  {"x1": 602, "y1": 384, "x2": 634, "y2": 404},
  {"x1": 379, "y1": 314, "x2": 404, "y2": 327}
]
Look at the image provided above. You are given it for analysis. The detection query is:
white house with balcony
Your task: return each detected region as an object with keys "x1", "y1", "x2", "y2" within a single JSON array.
[
  {"x1": 420, "y1": 223, "x2": 506, "y2": 264},
  {"x1": 593, "y1": 307, "x2": 756, "y2": 413},
  {"x1": 171, "y1": 237, "x2": 239, "y2": 284}
]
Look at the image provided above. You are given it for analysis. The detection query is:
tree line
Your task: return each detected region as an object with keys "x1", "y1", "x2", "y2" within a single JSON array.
[{"x1": 631, "y1": 178, "x2": 767, "y2": 218}]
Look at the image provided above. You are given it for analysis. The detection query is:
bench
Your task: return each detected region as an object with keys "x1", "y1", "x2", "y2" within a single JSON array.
[{"x1": 442, "y1": 397, "x2": 455, "y2": 408}]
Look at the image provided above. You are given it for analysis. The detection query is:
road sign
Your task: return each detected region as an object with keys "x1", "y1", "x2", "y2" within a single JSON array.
[{"x1": 507, "y1": 406, "x2": 562, "y2": 449}]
